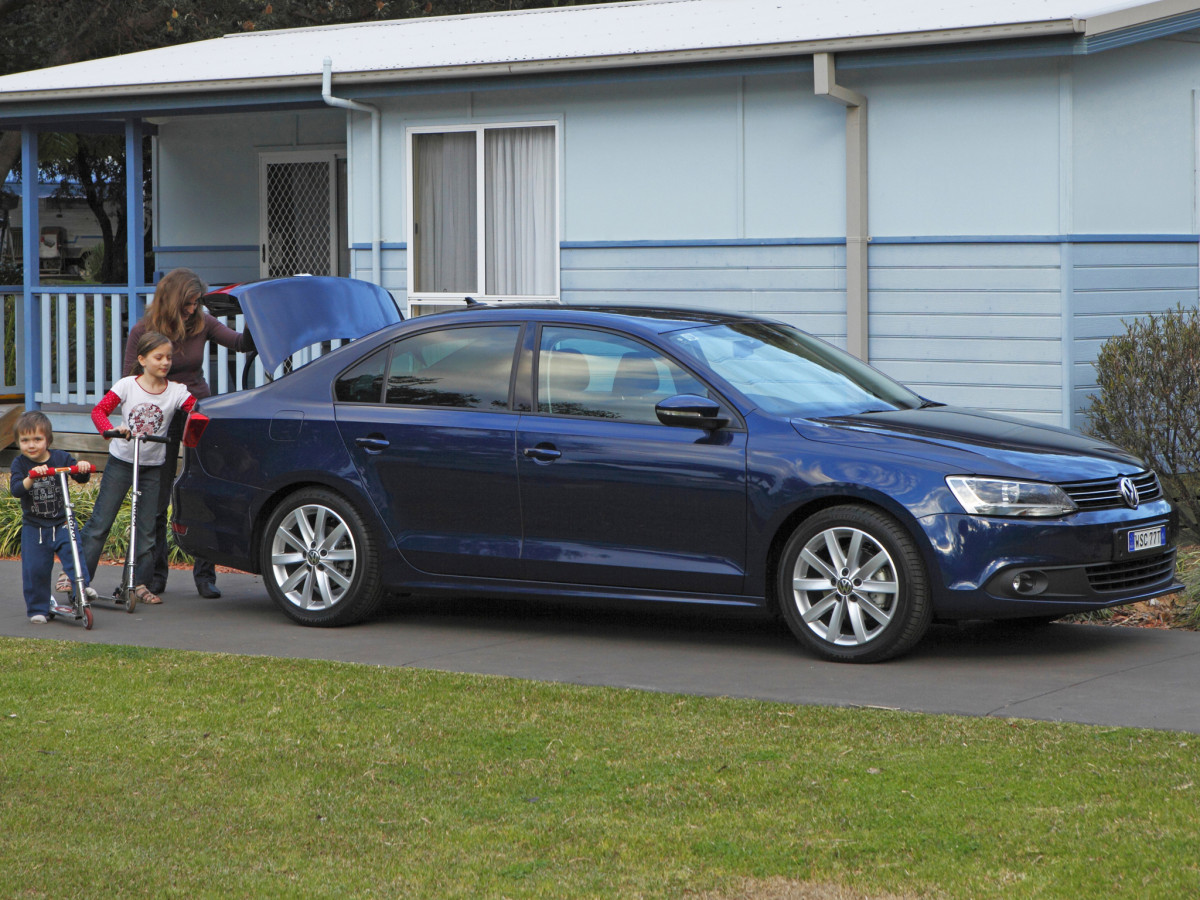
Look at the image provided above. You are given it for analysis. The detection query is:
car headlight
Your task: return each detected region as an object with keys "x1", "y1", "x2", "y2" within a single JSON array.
[{"x1": 945, "y1": 476, "x2": 1078, "y2": 518}]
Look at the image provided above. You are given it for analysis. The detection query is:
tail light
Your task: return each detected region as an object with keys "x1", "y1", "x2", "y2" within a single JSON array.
[{"x1": 181, "y1": 412, "x2": 210, "y2": 448}]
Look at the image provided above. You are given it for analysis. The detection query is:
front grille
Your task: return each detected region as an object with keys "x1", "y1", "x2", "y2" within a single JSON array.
[
  {"x1": 1085, "y1": 550, "x2": 1176, "y2": 592},
  {"x1": 1060, "y1": 470, "x2": 1163, "y2": 511}
]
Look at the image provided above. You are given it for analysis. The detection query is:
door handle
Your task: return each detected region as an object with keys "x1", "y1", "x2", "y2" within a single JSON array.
[
  {"x1": 355, "y1": 436, "x2": 390, "y2": 452},
  {"x1": 522, "y1": 444, "x2": 562, "y2": 462}
]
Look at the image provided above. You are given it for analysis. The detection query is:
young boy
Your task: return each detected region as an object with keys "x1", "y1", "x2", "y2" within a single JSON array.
[{"x1": 9, "y1": 411, "x2": 94, "y2": 624}]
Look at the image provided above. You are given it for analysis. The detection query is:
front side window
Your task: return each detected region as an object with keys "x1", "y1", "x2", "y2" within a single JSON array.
[
  {"x1": 385, "y1": 325, "x2": 521, "y2": 411},
  {"x1": 537, "y1": 327, "x2": 716, "y2": 425},
  {"x1": 410, "y1": 124, "x2": 557, "y2": 306}
]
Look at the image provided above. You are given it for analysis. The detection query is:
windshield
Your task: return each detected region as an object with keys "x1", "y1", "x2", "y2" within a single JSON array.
[{"x1": 664, "y1": 322, "x2": 922, "y2": 418}]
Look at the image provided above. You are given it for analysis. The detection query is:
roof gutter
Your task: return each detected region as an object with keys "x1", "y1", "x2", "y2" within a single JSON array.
[
  {"x1": 322, "y1": 58, "x2": 381, "y2": 286},
  {"x1": 814, "y1": 52, "x2": 869, "y2": 362}
]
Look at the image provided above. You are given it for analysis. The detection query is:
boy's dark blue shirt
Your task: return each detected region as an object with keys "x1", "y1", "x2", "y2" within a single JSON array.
[{"x1": 9, "y1": 449, "x2": 89, "y2": 527}]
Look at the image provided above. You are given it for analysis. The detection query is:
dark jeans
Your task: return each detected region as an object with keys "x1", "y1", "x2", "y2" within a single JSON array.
[
  {"x1": 80, "y1": 455, "x2": 159, "y2": 589},
  {"x1": 154, "y1": 414, "x2": 216, "y2": 590},
  {"x1": 21, "y1": 521, "x2": 90, "y2": 617}
]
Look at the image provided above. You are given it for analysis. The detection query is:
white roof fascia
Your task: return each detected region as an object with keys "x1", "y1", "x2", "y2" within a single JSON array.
[{"x1": 1081, "y1": 0, "x2": 1200, "y2": 33}]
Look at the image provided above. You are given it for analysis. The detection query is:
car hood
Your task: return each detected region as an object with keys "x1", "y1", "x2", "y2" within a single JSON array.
[
  {"x1": 792, "y1": 406, "x2": 1146, "y2": 481},
  {"x1": 203, "y1": 276, "x2": 402, "y2": 374}
]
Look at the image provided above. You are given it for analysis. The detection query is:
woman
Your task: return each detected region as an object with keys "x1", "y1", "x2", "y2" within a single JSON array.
[{"x1": 123, "y1": 267, "x2": 252, "y2": 599}]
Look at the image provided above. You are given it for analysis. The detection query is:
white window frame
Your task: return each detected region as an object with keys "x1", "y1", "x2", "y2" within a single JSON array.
[{"x1": 405, "y1": 121, "x2": 561, "y2": 317}]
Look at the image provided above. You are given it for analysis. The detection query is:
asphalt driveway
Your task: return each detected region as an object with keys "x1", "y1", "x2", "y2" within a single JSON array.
[{"x1": 3, "y1": 558, "x2": 1199, "y2": 734}]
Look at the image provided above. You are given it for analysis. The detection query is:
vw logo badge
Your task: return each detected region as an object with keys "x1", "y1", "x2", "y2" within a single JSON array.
[{"x1": 1118, "y1": 476, "x2": 1140, "y2": 509}]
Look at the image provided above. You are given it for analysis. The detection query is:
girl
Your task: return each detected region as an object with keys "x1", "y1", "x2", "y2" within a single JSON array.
[{"x1": 80, "y1": 331, "x2": 196, "y2": 606}]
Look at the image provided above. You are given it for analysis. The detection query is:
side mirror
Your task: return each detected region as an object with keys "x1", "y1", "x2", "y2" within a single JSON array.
[{"x1": 655, "y1": 394, "x2": 729, "y2": 431}]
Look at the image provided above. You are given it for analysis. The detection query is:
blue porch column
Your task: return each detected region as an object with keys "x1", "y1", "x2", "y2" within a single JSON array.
[
  {"x1": 125, "y1": 118, "x2": 147, "y2": 324},
  {"x1": 20, "y1": 125, "x2": 39, "y2": 411}
]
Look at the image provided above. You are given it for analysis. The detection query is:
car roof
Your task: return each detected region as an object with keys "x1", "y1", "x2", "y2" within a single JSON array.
[{"x1": 423, "y1": 303, "x2": 760, "y2": 335}]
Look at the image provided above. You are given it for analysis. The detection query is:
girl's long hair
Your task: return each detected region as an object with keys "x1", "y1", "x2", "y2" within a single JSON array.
[
  {"x1": 130, "y1": 331, "x2": 172, "y2": 376},
  {"x1": 144, "y1": 268, "x2": 207, "y2": 344}
]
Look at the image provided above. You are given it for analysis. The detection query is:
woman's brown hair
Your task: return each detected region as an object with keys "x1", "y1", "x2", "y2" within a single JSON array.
[{"x1": 144, "y1": 268, "x2": 207, "y2": 344}]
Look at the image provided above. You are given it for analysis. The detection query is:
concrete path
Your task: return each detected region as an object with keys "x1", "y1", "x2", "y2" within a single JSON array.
[{"x1": 3, "y1": 558, "x2": 1199, "y2": 734}]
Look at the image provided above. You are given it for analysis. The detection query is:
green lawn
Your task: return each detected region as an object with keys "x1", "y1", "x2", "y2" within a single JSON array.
[{"x1": 2, "y1": 638, "x2": 1197, "y2": 899}]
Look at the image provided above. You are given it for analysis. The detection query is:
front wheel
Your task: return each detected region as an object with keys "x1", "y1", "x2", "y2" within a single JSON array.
[
  {"x1": 260, "y1": 488, "x2": 383, "y2": 626},
  {"x1": 777, "y1": 505, "x2": 932, "y2": 663}
]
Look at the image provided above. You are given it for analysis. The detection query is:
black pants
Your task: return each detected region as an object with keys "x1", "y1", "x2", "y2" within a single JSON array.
[{"x1": 153, "y1": 414, "x2": 216, "y2": 590}]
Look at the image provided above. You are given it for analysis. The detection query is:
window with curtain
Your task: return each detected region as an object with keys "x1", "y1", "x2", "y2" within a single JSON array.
[{"x1": 411, "y1": 124, "x2": 557, "y2": 302}]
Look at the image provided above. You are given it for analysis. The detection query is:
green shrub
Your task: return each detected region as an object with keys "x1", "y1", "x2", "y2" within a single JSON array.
[
  {"x1": 1084, "y1": 303, "x2": 1200, "y2": 540},
  {"x1": 0, "y1": 474, "x2": 193, "y2": 565}
]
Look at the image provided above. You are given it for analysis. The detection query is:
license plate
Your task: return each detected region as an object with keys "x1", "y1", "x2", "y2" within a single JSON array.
[{"x1": 1127, "y1": 525, "x2": 1167, "y2": 553}]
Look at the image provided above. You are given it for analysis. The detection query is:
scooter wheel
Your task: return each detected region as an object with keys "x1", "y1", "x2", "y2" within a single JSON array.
[
  {"x1": 126, "y1": 592, "x2": 137, "y2": 614},
  {"x1": 46, "y1": 611, "x2": 55, "y2": 621},
  {"x1": 84, "y1": 607, "x2": 93, "y2": 630}
]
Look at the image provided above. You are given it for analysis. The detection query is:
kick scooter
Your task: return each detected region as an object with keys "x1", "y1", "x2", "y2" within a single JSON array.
[
  {"x1": 41, "y1": 464, "x2": 98, "y2": 630},
  {"x1": 102, "y1": 429, "x2": 170, "y2": 613}
]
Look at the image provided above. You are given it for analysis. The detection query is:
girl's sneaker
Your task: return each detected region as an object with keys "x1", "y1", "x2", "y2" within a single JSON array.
[{"x1": 29, "y1": 614, "x2": 47, "y2": 624}]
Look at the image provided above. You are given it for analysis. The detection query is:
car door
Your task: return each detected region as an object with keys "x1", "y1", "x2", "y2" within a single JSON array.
[
  {"x1": 334, "y1": 323, "x2": 524, "y2": 578},
  {"x1": 517, "y1": 325, "x2": 748, "y2": 594}
]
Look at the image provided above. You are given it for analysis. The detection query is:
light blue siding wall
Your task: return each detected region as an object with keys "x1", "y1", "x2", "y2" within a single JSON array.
[
  {"x1": 870, "y1": 243, "x2": 1064, "y2": 425},
  {"x1": 560, "y1": 243, "x2": 846, "y2": 341},
  {"x1": 1071, "y1": 242, "x2": 1200, "y2": 427}
]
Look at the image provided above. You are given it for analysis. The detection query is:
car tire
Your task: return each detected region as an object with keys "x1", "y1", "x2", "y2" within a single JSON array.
[
  {"x1": 260, "y1": 488, "x2": 383, "y2": 626},
  {"x1": 777, "y1": 505, "x2": 932, "y2": 663}
]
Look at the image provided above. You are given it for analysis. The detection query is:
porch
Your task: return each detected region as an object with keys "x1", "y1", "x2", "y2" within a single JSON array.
[{"x1": 0, "y1": 284, "x2": 263, "y2": 461}]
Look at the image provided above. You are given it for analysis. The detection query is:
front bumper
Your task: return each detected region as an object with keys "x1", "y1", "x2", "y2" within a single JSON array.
[{"x1": 918, "y1": 502, "x2": 1182, "y2": 620}]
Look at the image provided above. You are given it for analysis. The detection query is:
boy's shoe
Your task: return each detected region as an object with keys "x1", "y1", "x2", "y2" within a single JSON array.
[
  {"x1": 29, "y1": 614, "x2": 47, "y2": 624},
  {"x1": 84, "y1": 586, "x2": 98, "y2": 604}
]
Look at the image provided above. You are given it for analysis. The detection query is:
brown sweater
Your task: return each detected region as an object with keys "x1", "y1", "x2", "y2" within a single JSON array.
[{"x1": 124, "y1": 314, "x2": 250, "y2": 400}]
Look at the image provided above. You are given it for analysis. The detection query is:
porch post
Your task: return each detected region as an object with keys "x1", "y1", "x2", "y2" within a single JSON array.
[
  {"x1": 20, "y1": 125, "x2": 39, "y2": 410},
  {"x1": 125, "y1": 118, "x2": 146, "y2": 324}
]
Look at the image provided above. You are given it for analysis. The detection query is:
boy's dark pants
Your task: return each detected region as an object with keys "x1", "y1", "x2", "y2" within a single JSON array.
[{"x1": 21, "y1": 522, "x2": 89, "y2": 617}]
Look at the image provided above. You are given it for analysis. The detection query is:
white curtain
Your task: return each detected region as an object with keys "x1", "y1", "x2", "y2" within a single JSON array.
[
  {"x1": 485, "y1": 126, "x2": 555, "y2": 297},
  {"x1": 414, "y1": 132, "x2": 476, "y2": 293}
]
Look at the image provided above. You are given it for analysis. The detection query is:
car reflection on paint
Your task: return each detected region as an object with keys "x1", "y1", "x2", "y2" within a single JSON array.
[{"x1": 173, "y1": 277, "x2": 1182, "y2": 662}]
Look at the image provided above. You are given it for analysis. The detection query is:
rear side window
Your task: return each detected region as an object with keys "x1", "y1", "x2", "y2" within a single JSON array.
[
  {"x1": 334, "y1": 348, "x2": 387, "y2": 403},
  {"x1": 385, "y1": 325, "x2": 521, "y2": 410}
]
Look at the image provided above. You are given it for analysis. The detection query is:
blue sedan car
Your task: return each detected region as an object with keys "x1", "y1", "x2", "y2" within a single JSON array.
[{"x1": 174, "y1": 277, "x2": 1181, "y2": 662}]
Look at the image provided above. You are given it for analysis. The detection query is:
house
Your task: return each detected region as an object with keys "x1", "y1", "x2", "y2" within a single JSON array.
[{"x1": 1, "y1": 0, "x2": 1199, "y2": 442}]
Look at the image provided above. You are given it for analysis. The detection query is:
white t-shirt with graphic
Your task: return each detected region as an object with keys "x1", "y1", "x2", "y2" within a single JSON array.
[{"x1": 102, "y1": 375, "x2": 192, "y2": 467}]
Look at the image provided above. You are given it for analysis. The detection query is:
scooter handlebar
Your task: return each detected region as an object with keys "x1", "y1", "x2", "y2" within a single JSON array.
[
  {"x1": 102, "y1": 429, "x2": 170, "y2": 444},
  {"x1": 32, "y1": 465, "x2": 100, "y2": 478}
]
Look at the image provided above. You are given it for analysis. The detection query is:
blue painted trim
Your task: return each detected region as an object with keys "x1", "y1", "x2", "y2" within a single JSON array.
[
  {"x1": 561, "y1": 238, "x2": 833, "y2": 249},
  {"x1": 21, "y1": 127, "x2": 39, "y2": 412},
  {"x1": 154, "y1": 245, "x2": 259, "y2": 253},
  {"x1": 350, "y1": 242, "x2": 407, "y2": 250},
  {"x1": 126, "y1": 119, "x2": 145, "y2": 327},
  {"x1": 562, "y1": 235, "x2": 1199, "y2": 249}
]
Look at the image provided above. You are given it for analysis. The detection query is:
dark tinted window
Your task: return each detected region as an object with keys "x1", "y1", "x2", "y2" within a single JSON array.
[
  {"x1": 537, "y1": 327, "x2": 716, "y2": 425},
  {"x1": 334, "y1": 348, "x2": 387, "y2": 403},
  {"x1": 385, "y1": 325, "x2": 520, "y2": 410}
]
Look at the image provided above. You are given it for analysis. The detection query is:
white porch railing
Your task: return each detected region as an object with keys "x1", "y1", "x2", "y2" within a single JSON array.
[{"x1": 32, "y1": 288, "x2": 345, "y2": 406}]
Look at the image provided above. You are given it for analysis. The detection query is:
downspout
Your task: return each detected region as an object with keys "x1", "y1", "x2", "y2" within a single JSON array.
[
  {"x1": 322, "y1": 58, "x2": 381, "y2": 285},
  {"x1": 814, "y1": 52, "x2": 869, "y2": 361}
]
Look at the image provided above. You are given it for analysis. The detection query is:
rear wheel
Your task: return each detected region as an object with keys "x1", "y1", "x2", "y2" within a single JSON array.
[
  {"x1": 777, "y1": 505, "x2": 931, "y2": 663},
  {"x1": 260, "y1": 488, "x2": 383, "y2": 626}
]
